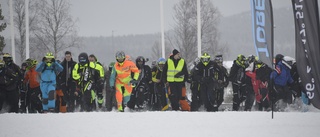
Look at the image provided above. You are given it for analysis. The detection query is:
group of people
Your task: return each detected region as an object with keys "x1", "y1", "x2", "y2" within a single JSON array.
[{"x1": 0, "y1": 48, "x2": 306, "y2": 113}]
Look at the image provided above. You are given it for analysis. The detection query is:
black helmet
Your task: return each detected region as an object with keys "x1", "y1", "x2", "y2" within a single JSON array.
[
  {"x1": 3, "y1": 53, "x2": 13, "y2": 65},
  {"x1": 275, "y1": 54, "x2": 284, "y2": 64},
  {"x1": 115, "y1": 51, "x2": 126, "y2": 63},
  {"x1": 78, "y1": 52, "x2": 89, "y2": 65},
  {"x1": 136, "y1": 56, "x2": 145, "y2": 68}
]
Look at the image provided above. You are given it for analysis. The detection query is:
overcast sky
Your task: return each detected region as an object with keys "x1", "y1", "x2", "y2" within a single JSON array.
[
  {"x1": 69, "y1": 0, "x2": 290, "y2": 37},
  {"x1": 1, "y1": 0, "x2": 291, "y2": 37}
]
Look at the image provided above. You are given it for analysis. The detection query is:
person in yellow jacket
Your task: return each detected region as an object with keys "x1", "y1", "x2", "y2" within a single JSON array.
[
  {"x1": 72, "y1": 52, "x2": 104, "y2": 112},
  {"x1": 109, "y1": 51, "x2": 140, "y2": 112},
  {"x1": 162, "y1": 49, "x2": 190, "y2": 111}
]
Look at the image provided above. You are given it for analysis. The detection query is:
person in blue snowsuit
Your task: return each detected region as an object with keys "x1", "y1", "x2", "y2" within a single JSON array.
[
  {"x1": 270, "y1": 54, "x2": 294, "y2": 110},
  {"x1": 36, "y1": 52, "x2": 63, "y2": 112}
]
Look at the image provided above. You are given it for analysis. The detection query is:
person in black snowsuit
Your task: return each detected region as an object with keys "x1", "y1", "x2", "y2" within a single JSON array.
[
  {"x1": 127, "y1": 56, "x2": 152, "y2": 110},
  {"x1": 190, "y1": 58, "x2": 202, "y2": 111},
  {"x1": 1, "y1": 53, "x2": 22, "y2": 113},
  {"x1": 229, "y1": 54, "x2": 247, "y2": 111},
  {"x1": 19, "y1": 62, "x2": 28, "y2": 113},
  {"x1": 193, "y1": 53, "x2": 217, "y2": 112},
  {"x1": 56, "y1": 51, "x2": 78, "y2": 112},
  {"x1": 150, "y1": 58, "x2": 168, "y2": 111},
  {"x1": 0, "y1": 60, "x2": 20, "y2": 113},
  {"x1": 212, "y1": 55, "x2": 229, "y2": 111}
]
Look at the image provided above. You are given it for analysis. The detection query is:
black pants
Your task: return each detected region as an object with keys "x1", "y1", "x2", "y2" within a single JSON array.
[
  {"x1": 191, "y1": 83, "x2": 201, "y2": 111},
  {"x1": 244, "y1": 85, "x2": 255, "y2": 111},
  {"x1": 168, "y1": 82, "x2": 183, "y2": 110},
  {"x1": 214, "y1": 88, "x2": 224, "y2": 111},
  {"x1": 105, "y1": 88, "x2": 117, "y2": 111},
  {"x1": 232, "y1": 83, "x2": 246, "y2": 111},
  {"x1": 200, "y1": 83, "x2": 215, "y2": 112},
  {"x1": 28, "y1": 87, "x2": 43, "y2": 113},
  {"x1": 0, "y1": 88, "x2": 19, "y2": 113},
  {"x1": 274, "y1": 85, "x2": 292, "y2": 104}
]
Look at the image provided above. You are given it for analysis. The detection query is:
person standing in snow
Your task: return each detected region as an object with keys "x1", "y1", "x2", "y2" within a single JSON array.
[
  {"x1": 212, "y1": 55, "x2": 229, "y2": 111},
  {"x1": 162, "y1": 49, "x2": 190, "y2": 111},
  {"x1": 109, "y1": 51, "x2": 140, "y2": 112},
  {"x1": 193, "y1": 52, "x2": 217, "y2": 111},
  {"x1": 72, "y1": 52, "x2": 104, "y2": 112},
  {"x1": 56, "y1": 51, "x2": 78, "y2": 112},
  {"x1": 270, "y1": 54, "x2": 294, "y2": 111},
  {"x1": 88, "y1": 54, "x2": 105, "y2": 109},
  {"x1": 229, "y1": 54, "x2": 248, "y2": 111},
  {"x1": 36, "y1": 52, "x2": 63, "y2": 113},
  {"x1": 105, "y1": 62, "x2": 117, "y2": 111}
]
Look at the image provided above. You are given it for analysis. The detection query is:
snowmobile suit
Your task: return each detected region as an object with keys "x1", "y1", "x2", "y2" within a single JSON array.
[
  {"x1": 36, "y1": 60, "x2": 63, "y2": 112},
  {"x1": 256, "y1": 63, "x2": 272, "y2": 111},
  {"x1": 24, "y1": 67, "x2": 43, "y2": 113},
  {"x1": 109, "y1": 60, "x2": 139, "y2": 111},
  {"x1": 0, "y1": 64, "x2": 19, "y2": 113},
  {"x1": 151, "y1": 66, "x2": 167, "y2": 111},
  {"x1": 229, "y1": 57, "x2": 247, "y2": 111},
  {"x1": 127, "y1": 64, "x2": 152, "y2": 110},
  {"x1": 73, "y1": 62, "x2": 104, "y2": 112},
  {"x1": 193, "y1": 61, "x2": 217, "y2": 111},
  {"x1": 212, "y1": 63, "x2": 229, "y2": 111}
]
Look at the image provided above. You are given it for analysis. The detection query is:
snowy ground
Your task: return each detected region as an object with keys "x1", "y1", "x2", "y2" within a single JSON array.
[{"x1": 1, "y1": 110, "x2": 320, "y2": 137}]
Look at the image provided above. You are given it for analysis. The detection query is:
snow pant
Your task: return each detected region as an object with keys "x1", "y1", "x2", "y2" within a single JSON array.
[
  {"x1": 191, "y1": 82, "x2": 201, "y2": 111},
  {"x1": 56, "y1": 89, "x2": 67, "y2": 113},
  {"x1": 0, "y1": 87, "x2": 19, "y2": 113},
  {"x1": 200, "y1": 83, "x2": 216, "y2": 112},
  {"x1": 232, "y1": 83, "x2": 247, "y2": 111},
  {"x1": 40, "y1": 81, "x2": 56, "y2": 111},
  {"x1": 60, "y1": 82, "x2": 77, "y2": 112},
  {"x1": 214, "y1": 88, "x2": 224, "y2": 111},
  {"x1": 127, "y1": 83, "x2": 149, "y2": 110},
  {"x1": 115, "y1": 83, "x2": 132, "y2": 111},
  {"x1": 27, "y1": 87, "x2": 43, "y2": 113},
  {"x1": 105, "y1": 87, "x2": 117, "y2": 111},
  {"x1": 168, "y1": 82, "x2": 182, "y2": 110},
  {"x1": 168, "y1": 82, "x2": 190, "y2": 111},
  {"x1": 273, "y1": 84, "x2": 292, "y2": 110},
  {"x1": 19, "y1": 90, "x2": 27, "y2": 113},
  {"x1": 244, "y1": 86, "x2": 255, "y2": 111}
]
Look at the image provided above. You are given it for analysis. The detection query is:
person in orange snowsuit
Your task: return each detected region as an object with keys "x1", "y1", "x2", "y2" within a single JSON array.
[
  {"x1": 109, "y1": 51, "x2": 140, "y2": 112},
  {"x1": 24, "y1": 59, "x2": 43, "y2": 113}
]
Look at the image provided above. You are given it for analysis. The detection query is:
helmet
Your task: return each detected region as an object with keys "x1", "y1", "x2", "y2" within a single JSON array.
[
  {"x1": 214, "y1": 55, "x2": 223, "y2": 63},
  {"x1": 247, "y1": 55, "x2": 256, "y2": 63},
  {"x1": 157, "y1": 58, "x2": 166, "y2": 65},
  {"x1": 255, "y1": 60, "x2": 264, "y2": 69},
  {"x1": 78, "y1": 52, "x2": 89, "y2": 65},
  {"x1": 275, "y1": 54, "x2": 284, "y2": 64},
  {"x1": 31, "y1": 59, "x2": 38, "y2": 66},
  {"x1": 115, "y1": 51, "x2": 126, "y2": 63},
  {"x1": 0, "y1": 60, "x2": 5, "y2": 69},
  {"x1": 3, "y1": 53, "x2": 13, "y2": 65},
  {"x1": 157, "y1": 57, "x2": 166, "y2": 71},
  {"x1": 136, "y1": 56, "x2": 145, "y2": 69},
  {"x1": 45, "y1": 52, "x2": 54, "y2": 59},
  {"x1": 200, "y1": 52, "x2": 210, "y2": 66},
  {"x1": 236, "y1": 54, "x2": 246, "y2": 66},
  {"x1": 108, "y1": 62, "x2": 115, "y2": 71}
]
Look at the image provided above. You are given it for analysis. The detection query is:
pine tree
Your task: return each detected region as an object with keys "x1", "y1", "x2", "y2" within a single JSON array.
[{"x1": 0, "y1": 4, "x2": 7, "y2": 54}]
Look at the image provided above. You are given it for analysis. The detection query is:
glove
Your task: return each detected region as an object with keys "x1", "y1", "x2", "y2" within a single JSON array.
[
  {"x1": 110, "y1": 86, "x2": 115, "y2": 90},
  {"x1": 130, "y1": 79, "x2": 138, "y2": 85}
]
